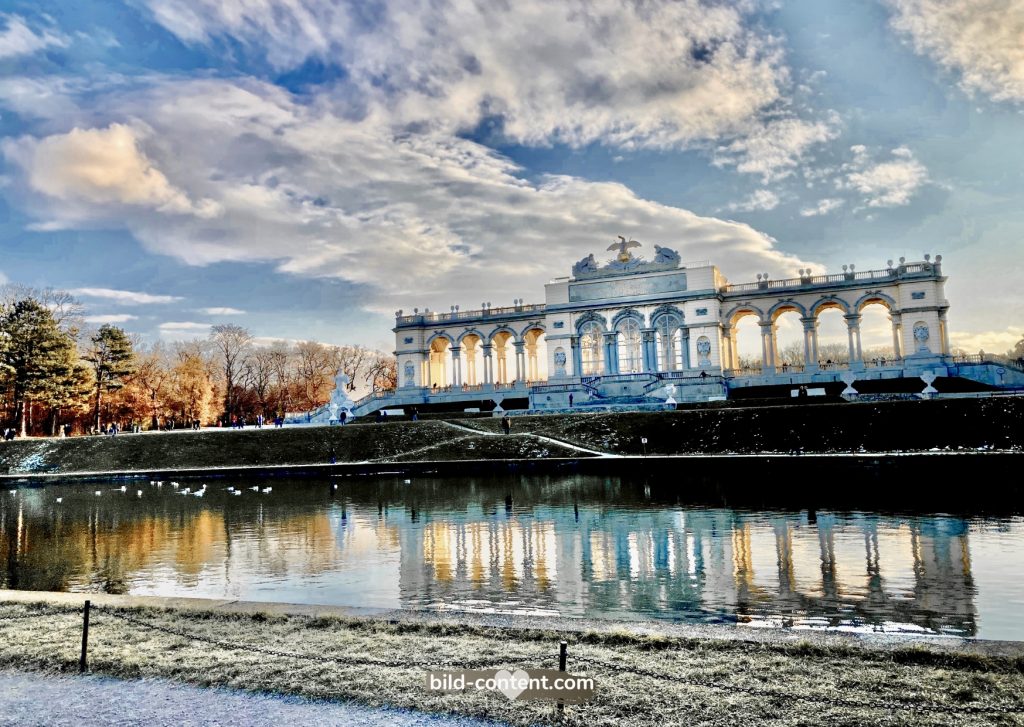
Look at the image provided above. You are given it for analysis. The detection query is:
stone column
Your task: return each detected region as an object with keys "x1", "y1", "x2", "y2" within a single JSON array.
[
  {"x1": 451, "y1": 345, "x2": 462, "y2": 387},
  {"x1": 641, "y1": 329, "x2": 657, "y2": 372},
  {"x1": 482, "y1": 344, "x2": 494, "y2": 385},
  {"x1": 890, "y1": 314, "x2": 902, "y2": 359},
  {"x1": 603, "y1": 332, "x2": 618, "y2": 375},
  {"x1": 845, "y1": 314, "x2": 863, "y2": 365},
  {"x1": 682, "y1": 330, "x2": 692, "y2": 369},
  {"x1": 760, "y1": 322, "x2": 775, "y2": 370},
  {"x1": 570, "y1": 336, "x2": 582, "y2": 378},
  {"x1": 721, "y1": 327, "x2": 733, "y2": 370},
  {"x1": 513, "y1": 341, "x2": 525, "y2": 382},
  {"x1": 801, "y1": 317, "x2": 818, "y2": 369},
  {"x1": 939, "y1": 312, "x2": 951, "y2": 355}
]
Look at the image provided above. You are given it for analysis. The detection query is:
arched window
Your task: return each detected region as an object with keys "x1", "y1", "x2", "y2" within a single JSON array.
[
  {"x1": 579, "y1": 321, "x2": 603, "y2": 375},
  {"x1": 655, "y1": 314, "x2": 684, "y2": 371},
  {"x1": 617, "y1": 318, "x2": 643, "y2": 373}
]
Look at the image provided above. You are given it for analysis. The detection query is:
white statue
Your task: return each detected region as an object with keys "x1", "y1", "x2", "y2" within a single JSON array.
[{"x1": 328, "y1": 371, "x2": 356, "y2": 423}]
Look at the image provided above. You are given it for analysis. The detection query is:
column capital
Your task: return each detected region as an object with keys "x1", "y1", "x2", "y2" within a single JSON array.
[
  {"x1": 450, "y1": 345, "x2": 462, "y2": 355},
  {"x1": 800, "y1": 316, "x2": 817, "y2": 330},
  {"x1": 481, "y1": 343, "x2": 493, "y2": 355},
  {"x1": 513, "y1": 340, "x2": 525, "y2": 351}
]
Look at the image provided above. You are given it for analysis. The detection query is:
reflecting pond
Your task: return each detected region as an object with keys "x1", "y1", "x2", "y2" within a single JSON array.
[{"x1": 2, "y1": 474, "x2": 1022, "y2": 640}]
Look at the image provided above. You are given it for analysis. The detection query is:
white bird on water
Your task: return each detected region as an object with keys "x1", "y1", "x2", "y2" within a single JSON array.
[
  {"x1": 249, "y1": 486, "x2": 259, "y2": 491},
  {"x1": 172, "y1": 483, "x2": 179, "y2": 489},
  {"x1": 120, "y1": 486, "x2": 127, "y2": 492},
  {"x1": 55, "y1": 497, "x2": 63, "y2": 504},
  {"x1": 232, "y1": 490, "x2": 241, "y2": 496},
  {"x1": 95, "y1": 491, "x2": 102, "y2": 496},
  {"x1": 261, "y1": 487, "x2": 272, "y2": 494},
  {"x1": 8, "y1": 490, "x2": 15, "y2": 496},
  {"x1": 404, "y1": 479, "x2": 412, "y2": 484},
  {"x1": 227, "y1": 486, "x2": 235, "y2": 492},
  {"x1": 137, "y1": 490, "x2": 143, "y2": 498}
]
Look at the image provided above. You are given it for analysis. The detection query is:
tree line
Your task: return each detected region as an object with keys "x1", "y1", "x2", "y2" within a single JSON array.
[{"x1": 0, "y1": 287, "x2": 396, "y2": 437}]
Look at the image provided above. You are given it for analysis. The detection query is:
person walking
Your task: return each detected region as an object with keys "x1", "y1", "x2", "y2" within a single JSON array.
[
  {"x1": 501, "y1": 414, "x2": 511, "y2": 435},
  {"x1": 568, "y1": 393, "x2": 573, "y2": 408}
]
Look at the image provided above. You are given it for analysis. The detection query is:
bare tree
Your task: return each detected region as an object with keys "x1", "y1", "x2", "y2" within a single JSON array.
[
  {"x1": 294, "y1": 340, "x2": 337, "y2": 410},
  {"x1": 242, "y1": 346, "x2": 276, "y2": 416},
  {"x1": 133, "y1": 342, "x2": 173, "y2": 429},
  {"x1": 209, "y1": 324, "x2": 252, "y2": 422},
  {"x1": 364, "y1": 352, "x2": 397, "y2": 392},
  {"x1": 266, "y1": 341, "x2": 294, "y2": 415}
]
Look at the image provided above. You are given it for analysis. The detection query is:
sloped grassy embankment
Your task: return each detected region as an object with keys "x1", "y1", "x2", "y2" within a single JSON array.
[
  {"x1": 0, "y1": 396, "x2": 1020, "y2": 475},
  {"x1": 0, "y1": 421, "x2": 588, "y2": 475}
]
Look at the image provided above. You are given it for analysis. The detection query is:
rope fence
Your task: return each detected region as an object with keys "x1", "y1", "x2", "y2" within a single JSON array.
[{"x1": 1, "y1": 601, "x2": 1023, "y2": 718}]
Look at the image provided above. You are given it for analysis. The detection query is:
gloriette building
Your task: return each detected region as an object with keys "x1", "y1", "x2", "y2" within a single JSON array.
[{"x1": 353, "y1": 240, "x2": 1021, "y2": 416}]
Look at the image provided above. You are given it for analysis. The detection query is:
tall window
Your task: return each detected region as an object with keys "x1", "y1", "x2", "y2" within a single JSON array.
[
  {"x1": 579, "y1": 321, "x2": 603, "y2": 375},
  {"x1": 617, "y1": 318, "x2": 643, "y2": 373},
  {"x1": 656, "y1": 314, "x2": 684, "y2": 371}
]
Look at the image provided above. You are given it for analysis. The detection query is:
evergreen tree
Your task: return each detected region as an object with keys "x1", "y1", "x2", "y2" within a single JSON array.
[
  {"x1": 38, "y1": 345, "x2": 92, "y2": 436},
  {"x1": 83, "y1": 325, "x2": 136, "y2": 431},
  {"x1": 0, "y1": 299, "x2": 79, "y2": 436}
]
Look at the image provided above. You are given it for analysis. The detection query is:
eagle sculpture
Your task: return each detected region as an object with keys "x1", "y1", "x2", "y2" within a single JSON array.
[{"x1": 607, "y1": 235, "x2": 641, "y2": 262}]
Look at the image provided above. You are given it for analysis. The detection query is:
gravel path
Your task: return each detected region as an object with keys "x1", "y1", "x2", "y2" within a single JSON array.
[{"x1": 0, "y1": 670, "x2": 504, "y2": 727}]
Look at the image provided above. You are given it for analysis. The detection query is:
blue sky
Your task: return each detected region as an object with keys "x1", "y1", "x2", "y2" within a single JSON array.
[{"x1": 0, "y1": 0, "x2": 1022, "y2": 354}]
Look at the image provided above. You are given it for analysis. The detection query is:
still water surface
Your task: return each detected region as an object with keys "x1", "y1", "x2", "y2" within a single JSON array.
[{"x1": 2, "y1": 474, "x2": 1022, "y2": 640}]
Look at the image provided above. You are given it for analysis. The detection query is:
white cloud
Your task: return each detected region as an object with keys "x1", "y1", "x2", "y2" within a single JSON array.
[
  {"x1": 886, "y1": 0, "x2": 1024, "y2": 103},
  {"x1": 800, "y1": 198, "x2": 844, "y2": 217},
  {"x1": 198, "y1": 306, "x2": 246, "y2": 315},
  {"x1": 713, "y1": 115, "x2": 839, "y2": 182},
  {"x1": 158, "y1": 321, "x2": 212, "y2": 339},
  {"x1": 726, "y1": 189, "x2": 780, "y2": 212},
  {"x1": 7, "y1": 78, "x2": 819, "y2": 315},
  {"x1": 71, "y1": 287, "x2": 183, "y2": 305},
  {"x1": 84, "y1": 313, "x2": 139, "y2": 324},
  {"x1": 840, "y1": 145, "x2": 928, "y2": 207},
  {"x1": 138, "y1": 0, "x2": 832, "y2": 168},
  {"x1": 0, "y1": 13, "x2": 68, "y2": 59},
  {"x1": 3, "y1": 123, "x2": 221, "y2": 219}
]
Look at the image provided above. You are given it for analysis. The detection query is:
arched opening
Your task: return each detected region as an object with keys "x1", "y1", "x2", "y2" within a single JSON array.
[
  {"x1": 579, "y1": 321, "x2": 604, "y2": 375},
  {"x1": 654, "y1": 313, "x2": 685, "y2": 371},
  {"x1": 491, "y1": 330, "x2": 515, "y2": 384},
  {"x1": 461, "y1": 333, "x2": 484, "y2": 386},
  {"x1": 859, "y1": 301, "x2": 897, "y2": 364},
  {"x1": 772, "y1": 308, "x2": 805, "y2": 371},
  {"x1": 428, "y1": 336, "x2": 453, "y2": 389},
  {"x1": 617, "y1": 318, "x2": 643, "y2": 373},
  {"x1": 523, "y1": 327, "x2": 547, "y2": 382},
  {"x1": 814, "y1": 306, "x2": 849, "y2": 367},
  {"x1": 729, "y1": 309, "x2": 762, "y2": 371}
]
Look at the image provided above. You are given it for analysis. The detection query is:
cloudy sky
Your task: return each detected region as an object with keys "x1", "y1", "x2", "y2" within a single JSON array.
[{"x1": 0, "y1": 0, "x2": 1022, "y2": 354}]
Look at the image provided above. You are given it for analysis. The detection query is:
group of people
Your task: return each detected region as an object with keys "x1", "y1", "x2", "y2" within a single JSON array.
[{"x1": 229, "y1": 414, "x2": 267, "y2": 429}]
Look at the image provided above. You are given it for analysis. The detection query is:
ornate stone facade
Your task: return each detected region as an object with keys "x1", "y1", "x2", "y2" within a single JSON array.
[{"x1": 362, "y1": 243, "x2": 972, "y2": 414}]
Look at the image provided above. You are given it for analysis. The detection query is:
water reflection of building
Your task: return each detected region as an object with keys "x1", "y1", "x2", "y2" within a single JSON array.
[
  {"x1": 393, "y1": 506, "x2": 979, "y2": 635},
  {"x1": 0, "y1": 485, "x2": 982, "y2": 635}
]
